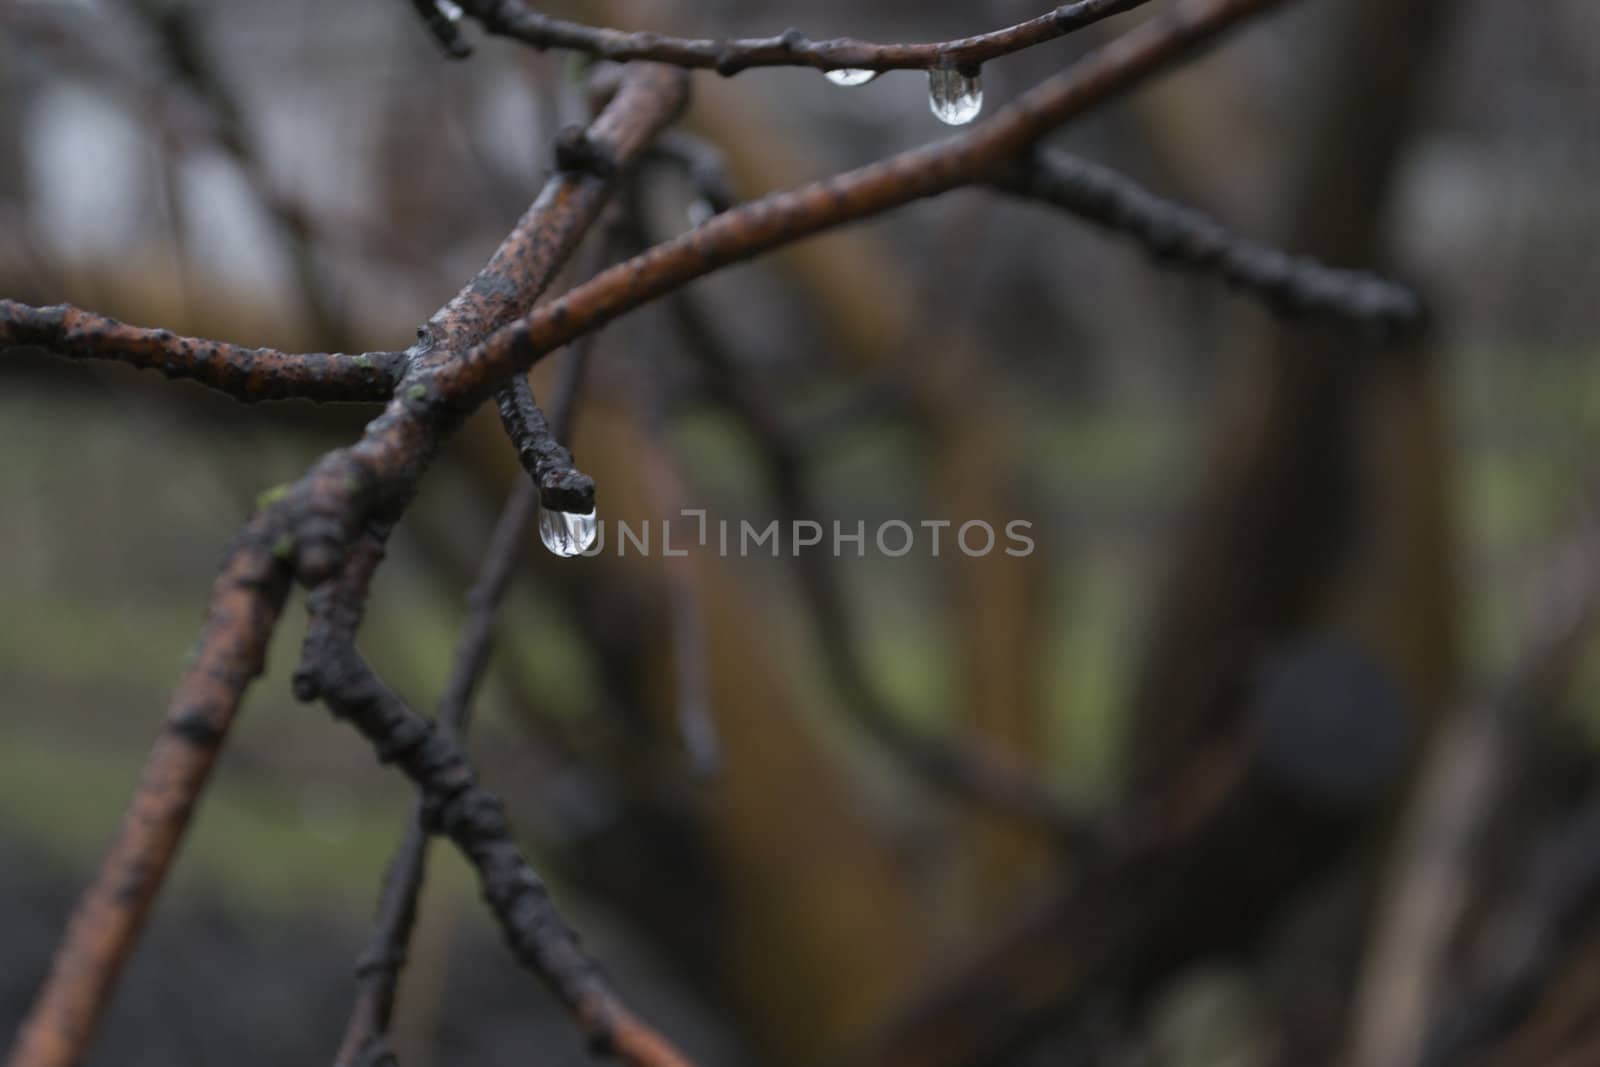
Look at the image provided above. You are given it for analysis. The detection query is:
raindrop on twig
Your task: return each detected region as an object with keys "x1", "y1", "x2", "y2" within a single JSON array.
[
  {"x1": 928, "y1": 66, "x2": 983, "y2": 125},
  {"x1": 539, "y1": 507, "x2": 598, "y2": 557},
  {"x1": 824, "y1": 68, "x2": 879, "y2": 87}
]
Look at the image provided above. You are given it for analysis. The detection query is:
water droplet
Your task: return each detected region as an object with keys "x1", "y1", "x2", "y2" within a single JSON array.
[
  {"x1": 435, "y1": 0, "x2": 463, "y2": 22},
  {"x1": 824, "y1": 68, "x2": 878, "y2": 87},
  {"x1": 540, "y1": 506, "x2": 598, "y2": 558},
  {"x1": 928, "y1": 66, "x2": 983, "y2": 126}
]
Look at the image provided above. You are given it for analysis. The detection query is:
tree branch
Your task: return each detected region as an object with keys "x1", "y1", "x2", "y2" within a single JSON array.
[
  {"x1": 452, "y1": 0, "x2": 1154, "y2": 75},
  {"x1": 497, "y1": 373, "x2": 596, "y2": 513},
  {"x1": 994, "y1": 148, "x2": 1423, "y2": 330},
  {"x1": 298, "y1": 634, "x2": 694, "y2": 1067},
  {"x1": 5, "y1": 515, "x2": 295, "y2": 1067},
  {"x1": 335, "y1": 337, "x2": 599, "y2": 1067},
  {"x1": 301, "y1": 69, "x2": 690, "y2": 1064},
  {"x1": 267, "y1": 64, "x2": 688, "y2": 587},
  {"x1": 1351, "y1": 485, "x2": 1600, "y2": 1067},
  {"x1": 0, "y1": 300, "x2": 404, "y2": 403}
]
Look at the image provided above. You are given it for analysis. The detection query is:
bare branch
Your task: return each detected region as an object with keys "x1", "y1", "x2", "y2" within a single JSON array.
[
  {"x1": 336, "y1": 815, "x2": 427, "y2": 1067},
  {"x1": 0, "y1": 300, "x2": 404, "y2": 404},
  {"x1": 1419, "y1": 785, "x2": 1600, "y2": 1067},
  {"x1": 305, "y1": 72, "x2": 689, "y2": 1064},
  {"x1": 994, "y1": 149, "x2": 1424, "y2": 331},
  {"x1": 1350, "y1": 487, "x2": 1600, "y2": 1067},
  {"x1": 301, "y1": 69, "x2": 690, "y2": 1064},
  {"x1": 435, "y1": 0, "x2": 1309, "y2": 407},
  {"x1": 453, "y1": 0, "x2": 1153, "y2": 75},
  {"x1": 274, "y1": 64, "x2": 689, "y2": 586},
  {"x1": 335, "y1": 338, "x2": 599, "y2": 1067},
  {"x1": 498, "y1": 374, "x2": 597, "y2": 512},
  {"x1": 299, "y1": 634, "x2": 696, "y2": 1066},
  {"x1": 6, "y1": 518, "x2": 295, "y2": 1067}
]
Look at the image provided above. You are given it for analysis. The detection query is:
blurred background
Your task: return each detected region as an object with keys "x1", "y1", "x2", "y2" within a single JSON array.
[{"x1": 4, "y1": 0, "x2": 1600, "y2": 1065}]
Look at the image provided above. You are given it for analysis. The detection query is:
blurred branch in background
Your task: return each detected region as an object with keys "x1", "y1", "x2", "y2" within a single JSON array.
[{"x1": 1379, "y1": 484, "x2": 1600, "y2": 1067}]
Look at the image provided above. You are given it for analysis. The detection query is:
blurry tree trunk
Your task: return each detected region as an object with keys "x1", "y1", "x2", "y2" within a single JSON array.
[
  {"x1": 945, "y1": 422, "x2": 1055, "y2": 921},
  {"x1": 1117, "y1": 1, "x2": 1460, "y2": 1062},
  {"x1": 1124, "y1": 0, "x2": 1457, "y2": 798}
]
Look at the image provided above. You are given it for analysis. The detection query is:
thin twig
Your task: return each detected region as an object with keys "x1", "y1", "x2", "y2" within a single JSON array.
[
  {"x1": 994, "y1": 148, "x2": 1423, "y2": 330},
  {"x1": 1421, "y1": 785, "x2": 1600, "y2": 1067},
  {"x1": 1350, "y1": 486, "x2": 1600, "y2": 1067},
  {"x1": 300, "y1": 635, "x2": 694, "y2": 1067},
  {"x1": 332, "y1": 221, "x2": 619, "y2": 1066},
  {"x1": 1342, "y1": 704, "x2": 1512, "y2": 1067},
  {"x1": 337, "y1": 817, "x2": 428, "y2": 1067},
  {"x1": 453, "y1": 0, "x2": 1154, "y2": 75},
  {"x1": 0, "y1": 300, "x2": 403, "y2": 403},
  {"x1": 271, "y1": 65, "x2": 688, "y2": 589},
  {"x1": 334, "y1": 340, "x2": 598, "y2": 1067},
  {"x1": 497, "y1": 374, "x2": 597, "y2": 512},
  {"x1": 306, "y1": 70, "x2": 687, "y2": 1059}
]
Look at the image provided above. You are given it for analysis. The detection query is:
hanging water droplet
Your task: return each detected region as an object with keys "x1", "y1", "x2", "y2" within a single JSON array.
[
  {"x1": 434, "y1": 0, "x2": 464, "y2": 22},
  {"x1": 928, "y1": 66, "x2": 983, "y2": 126},
  {"x1": 539, "y1": 506, "x2": 598, "y2": 558},
  {"x1": 823, "y1": 68, "x2": 878, "y2": 87}
]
